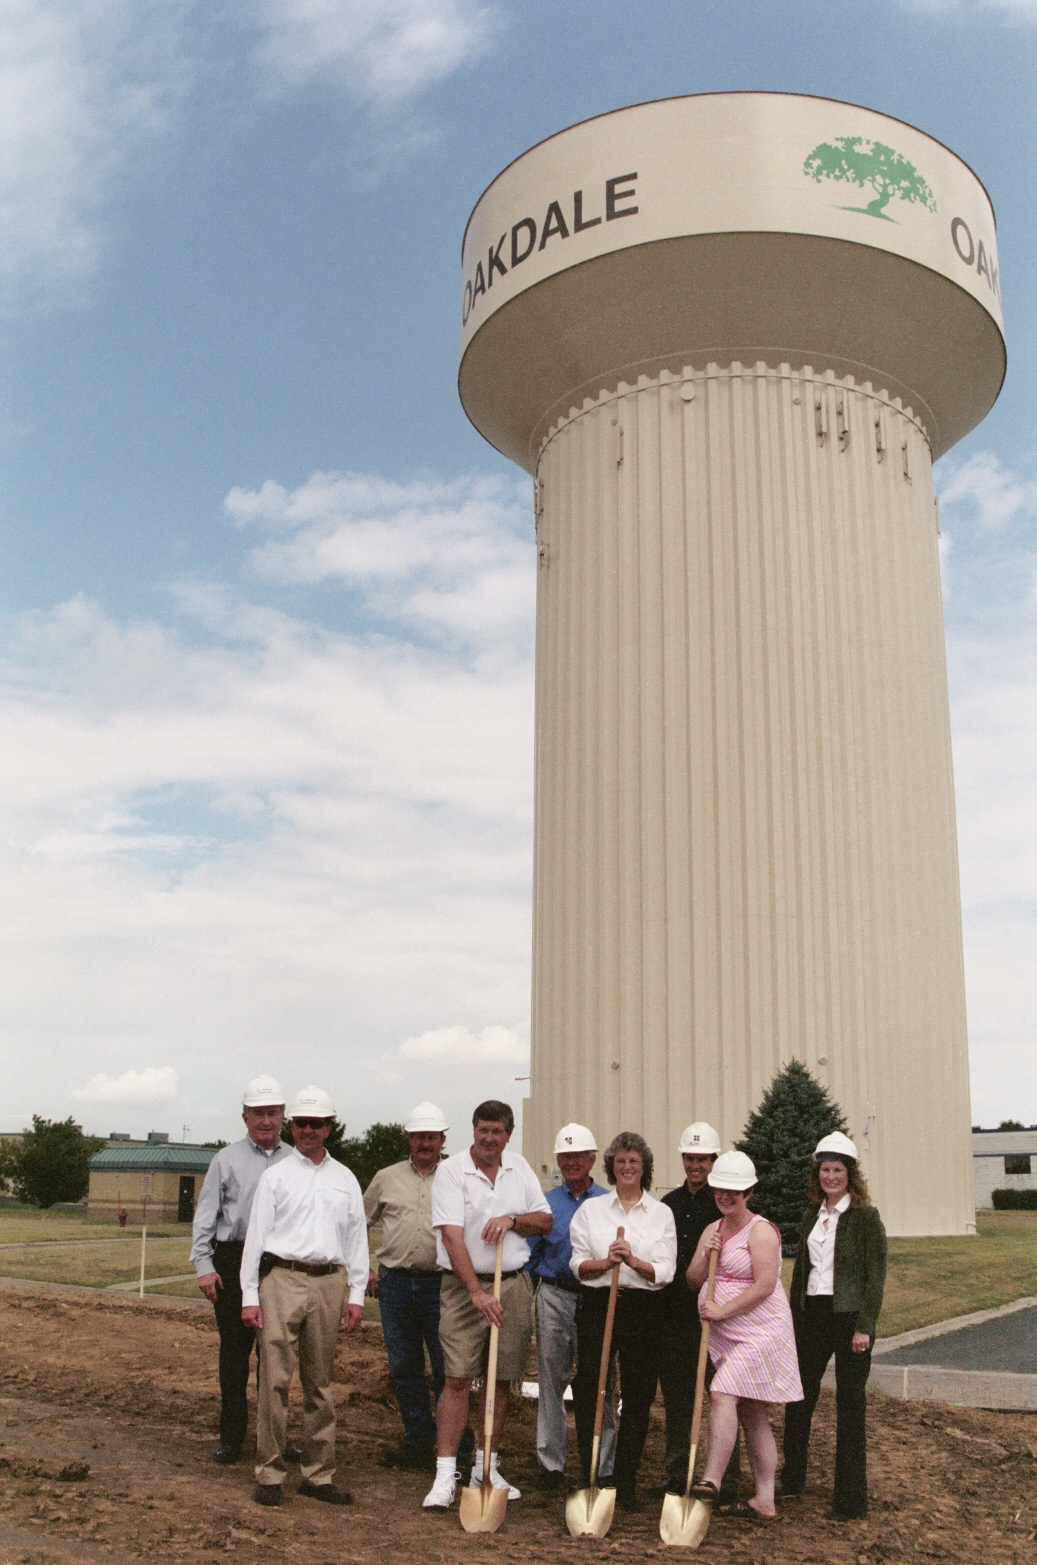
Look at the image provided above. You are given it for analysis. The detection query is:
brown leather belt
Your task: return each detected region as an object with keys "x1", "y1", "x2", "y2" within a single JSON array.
[{"x1": 266, "y1": 1255, "x2": 342, "y2": 1278}]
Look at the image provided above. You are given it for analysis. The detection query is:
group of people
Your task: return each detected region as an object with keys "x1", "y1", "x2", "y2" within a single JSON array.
[{"x1": 191, "y1": 1076, "x2": 886, "y2": 1523}]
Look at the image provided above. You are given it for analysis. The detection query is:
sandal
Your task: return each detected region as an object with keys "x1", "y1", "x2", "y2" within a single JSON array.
[
  {"x1": 716, "y1": 1499, "x2": 779, "y2": 1522},
  {"x1": 689, "y1": 1479, "x2": 720, "y2": 1501}
]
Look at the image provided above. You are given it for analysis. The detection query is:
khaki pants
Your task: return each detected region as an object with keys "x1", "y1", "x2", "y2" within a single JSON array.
[{"x1": 255, "y1": 1266, "x2": 345, "y2": 1488}]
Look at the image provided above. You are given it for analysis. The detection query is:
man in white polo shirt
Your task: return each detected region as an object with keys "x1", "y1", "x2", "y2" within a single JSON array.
[{"x1": 422, "y1": 1099, "x2": 552, "y2": 1512}]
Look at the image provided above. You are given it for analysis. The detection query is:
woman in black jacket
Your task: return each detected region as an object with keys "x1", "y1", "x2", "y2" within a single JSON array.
[{"x1": 780, "y1": 1132, "x2": 886, "y2": 1520}]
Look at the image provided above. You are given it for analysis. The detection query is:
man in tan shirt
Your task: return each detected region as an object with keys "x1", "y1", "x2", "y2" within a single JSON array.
[{"x1": 364, "y1": 1102, "x2": 463, "y2": 1471}]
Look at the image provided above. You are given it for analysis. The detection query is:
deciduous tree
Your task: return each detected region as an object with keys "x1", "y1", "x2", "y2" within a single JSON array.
[
  {"x1": 6, "y1": 1117, "x2": 105, "y2": 1208},
  {"x1": 803, "y1": 137, "x2": 936, "y2": 220}
]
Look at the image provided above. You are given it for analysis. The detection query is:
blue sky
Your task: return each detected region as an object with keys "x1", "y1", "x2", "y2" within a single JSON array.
[{"x1": 1, "y1": 0, "x2": 1035, "y2": 1147}]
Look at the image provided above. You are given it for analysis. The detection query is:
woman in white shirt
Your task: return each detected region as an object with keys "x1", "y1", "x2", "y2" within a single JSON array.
[
  {"x1": 568, "y1": 1132, "x2": 677, "y2": 1514},
  {"x1": 780, "y1": 1133, "x2": 887, "y2": 1521}
]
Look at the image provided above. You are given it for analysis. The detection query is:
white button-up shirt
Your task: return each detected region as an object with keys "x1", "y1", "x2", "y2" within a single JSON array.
[
  {"x1": 240, "y1": 1148, "x2": 369, "y2": 1309},
  {"x1": 568, "y1": 1189, "x2": 677, "y2": 1291},
  {"x1": 431, "y1": 1147, "x2": 551, "y2": 1274},
  {"x1": 806, "y1": 1193, "x2": 851, "y2": 1296}
]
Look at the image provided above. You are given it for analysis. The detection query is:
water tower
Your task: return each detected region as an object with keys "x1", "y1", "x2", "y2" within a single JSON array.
[{"x1": 458, "y1": 94, "x2": 1004, "y2": 1234}]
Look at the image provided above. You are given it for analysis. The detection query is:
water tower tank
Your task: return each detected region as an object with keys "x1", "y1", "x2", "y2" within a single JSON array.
[{"x1": 458, "y1": 93, "x2": 1005, "y2": 1234}]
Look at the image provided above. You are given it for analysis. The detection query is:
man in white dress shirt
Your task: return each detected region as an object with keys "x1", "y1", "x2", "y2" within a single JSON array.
[
  {"x1": 421, "y1": 1099, "x2": 552, "y2": 1512},
  {"x1": 241, "y1": 1086, "x2": 369, "y2": 1508}
]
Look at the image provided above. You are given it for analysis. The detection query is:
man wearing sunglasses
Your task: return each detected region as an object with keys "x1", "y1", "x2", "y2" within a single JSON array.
[{"x1": 241, "y1": 1086, "x2": 369, "y2": 1508}]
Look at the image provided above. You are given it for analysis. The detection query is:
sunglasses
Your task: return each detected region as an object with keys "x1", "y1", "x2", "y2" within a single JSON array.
[{"x1": 292, "y1": 1117, "x2": 333, "y2": 1129}]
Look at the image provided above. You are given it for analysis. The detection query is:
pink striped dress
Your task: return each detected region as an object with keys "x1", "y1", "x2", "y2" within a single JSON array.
[{"x1": 699, "y1": 1214, "x2": 803, "y2": 1403}]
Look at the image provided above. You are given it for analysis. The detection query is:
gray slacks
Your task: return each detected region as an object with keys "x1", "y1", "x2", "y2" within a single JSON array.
[{"x1": 535, "y1": 1282, "x2": 616, "y2": 1476}]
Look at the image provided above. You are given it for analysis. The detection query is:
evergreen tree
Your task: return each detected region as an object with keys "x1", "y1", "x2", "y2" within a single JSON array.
[
  {"x1": 736, "y1": 1062, "x2": 848, "y2": 1254},
  {"x1": 6, "y1": 1117, "x2": 105, "y2": 1208},
  {"x1": 281, "y1": 1119, "x2": 410, "y2": 1189}
]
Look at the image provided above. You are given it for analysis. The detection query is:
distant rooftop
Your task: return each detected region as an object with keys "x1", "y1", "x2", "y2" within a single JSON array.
[{"x1": 88, "y1": 1143, "x2": 216, "y2": 1174}]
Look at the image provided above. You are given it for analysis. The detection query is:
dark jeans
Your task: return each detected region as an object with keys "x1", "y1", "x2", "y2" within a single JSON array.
[
  {"x1": 573, "y1": 1288, "x2": 661, "y2": 1498},
  {"x1": 212, "y1": 1240, "x2": 257, "y2": 1449},
  {"x1": 657, "y1": 1309, "x2": 741, "y2": 1491},
  {"x1": 378, "y1": 1267, "x2": 446, "y2": 1451},
  {"x1": 783, "y1": 1297, "x2": 871, "y2": 1516}
]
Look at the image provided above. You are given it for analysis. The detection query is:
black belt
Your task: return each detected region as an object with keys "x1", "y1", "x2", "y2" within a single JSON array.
[
  {"x1": 538, "y1": 1275, "x2": 580, "y2": 1293},
  {"x1": 262, "y1": 1253, "x2": 342, "y2": 1278},
  {"x1": 475, "y1": 1271, "x2": 522, "y2": 1282}
]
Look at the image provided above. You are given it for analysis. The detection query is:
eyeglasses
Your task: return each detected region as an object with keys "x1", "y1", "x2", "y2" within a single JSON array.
[{"x1": 292, "y1": 1117, "x2": 333, "y2": 1129}]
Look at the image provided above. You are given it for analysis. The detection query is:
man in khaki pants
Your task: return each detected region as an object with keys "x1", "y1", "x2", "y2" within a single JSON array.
[{"x1": 241, "y1": 1086, "x2": 368, "y2": 1507}]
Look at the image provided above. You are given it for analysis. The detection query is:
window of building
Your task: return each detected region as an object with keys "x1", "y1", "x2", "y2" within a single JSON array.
[{"x1": 1005, "y1": 1154, "x2": 1032, "y2": 1176}]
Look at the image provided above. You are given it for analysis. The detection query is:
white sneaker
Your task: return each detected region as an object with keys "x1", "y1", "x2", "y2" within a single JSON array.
[
  {"x1": 422, "y1": 1470, "x2": 457, "y2": 1510},
  {"x1": 469, "y1": 1455, "x2": 520, "y2": 1501}
]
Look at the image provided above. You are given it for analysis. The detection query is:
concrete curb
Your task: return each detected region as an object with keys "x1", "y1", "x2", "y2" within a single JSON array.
[{"x1": 872, "y1": 1295, "x2": 1037, "y2": 1355}]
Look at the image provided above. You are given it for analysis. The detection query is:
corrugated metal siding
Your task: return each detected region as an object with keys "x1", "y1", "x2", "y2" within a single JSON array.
[{"x1": 525, "y1": 362, "x2": 973, "y2": 1237}]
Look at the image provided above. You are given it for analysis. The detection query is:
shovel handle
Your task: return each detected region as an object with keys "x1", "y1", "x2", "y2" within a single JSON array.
[
  {"x1": 481, "y1": 1238, "x2": 504, "y2": 1481},
  {"x1": 591, "y1": 1226, "x2": 624, "y2": 1445},
  {"x1": 685, "y1": 1246, "x2": 718, "y2": 1489}
]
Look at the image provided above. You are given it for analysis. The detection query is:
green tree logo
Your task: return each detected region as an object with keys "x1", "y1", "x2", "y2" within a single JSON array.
[{"x1": 803, "y1": 136, "x2": 937, "y2": 222}]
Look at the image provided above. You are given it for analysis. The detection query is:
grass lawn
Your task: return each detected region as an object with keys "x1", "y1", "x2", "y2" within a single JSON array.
[
  {"x1": 0, "y1": 1236, "x2": 194, "y2": 1288},
  {"x1": 876, "y1": 1210, "x2": 1037, "y2": 1337},
  {"x1": 0, "y1": 1205, "x2": 186, "y2": 1245}
]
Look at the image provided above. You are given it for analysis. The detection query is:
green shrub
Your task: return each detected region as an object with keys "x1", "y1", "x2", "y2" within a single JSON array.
[
  {"x1": 991, "y1": 1188, "x2": 1037, "y2": 1210},
  {"x1": 736, "y1": 1061, "x2": 849, "y2": 1255}
]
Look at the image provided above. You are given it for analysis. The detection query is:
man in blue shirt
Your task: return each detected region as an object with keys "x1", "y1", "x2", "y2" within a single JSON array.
[{"x1": 526, "y1": 1123, "x2": 616, "y2": 1489}]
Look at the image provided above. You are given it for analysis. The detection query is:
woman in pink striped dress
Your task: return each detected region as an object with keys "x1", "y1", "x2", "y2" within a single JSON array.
[{"x1": 684, "y1": 1151, "x2": 802, "y2": 1520}]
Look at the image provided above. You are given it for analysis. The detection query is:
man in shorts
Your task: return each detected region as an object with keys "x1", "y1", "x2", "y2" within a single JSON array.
[{"x1": 422, "y1": 1100, "x2": 552, "y2": 1511}]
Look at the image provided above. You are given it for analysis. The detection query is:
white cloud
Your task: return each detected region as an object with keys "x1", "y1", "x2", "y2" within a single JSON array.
[
  {"x1": 227, "y1": 470, "x2": 535, "y2": 653},
  {"x1": 251, "y1": 0, "x2": 499, "y2": 103},
  {"x1": 937, "y1": 447, "x2": 1037, "y2": 1124},
  {"x1": 73, "y1": 1067, "x2": 179, "y2": 1106},
  {"x1": 399, "y1": 1023, "x2": 527, "y2": 1065},
  {"x1": 0, "y1": 1, "x2": 499, "y2": 311},
  {"x1": 897, "y1": 0, "x2": 1037, "y2": 20},
  {"x1": 0, "y1": 469, "x2": 535, "y2": 1144}
]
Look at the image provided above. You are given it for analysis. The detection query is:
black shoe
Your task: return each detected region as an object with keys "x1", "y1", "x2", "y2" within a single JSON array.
[
  {"x1": 649, "y1": 1477, "x2": 682, "y2": 1496},
  {"x1": 829, "y1": 1507, "x2": 866, "y2": 1521},
  {"x1": 617, "y1": 1490, "x2": 644, "y2": 1513},
  {"x1": 537, "y1": 1467, "x2": 567, "y2": 1490},
  {"x1": 283, "y1": 1446, "x2": 303, "y2": 1464},
  {"x1": 378, "y1": 1444, "x2": 436, "y2": 1470},
  {"x1": 253, "y1": 1484, "x2": 282, "y2": 1507},
  {"x1": 213, "y1": 1444, "x2": 241, "y2": 1465},
  {"x1": 297, "y1": 1479, "x2": 353, "y2": 1505},
  {"x1": 775, "y1": 1478, "x2": 804, "y2": 1498}
]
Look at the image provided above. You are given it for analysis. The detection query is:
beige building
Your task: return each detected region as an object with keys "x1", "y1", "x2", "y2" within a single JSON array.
[
  {"x1": 458, "y1": 93, "x2": 1006, "y2": 1236},
  {"x1": 87, "y1": 1143, "x2": 216, "y2": 1224}
]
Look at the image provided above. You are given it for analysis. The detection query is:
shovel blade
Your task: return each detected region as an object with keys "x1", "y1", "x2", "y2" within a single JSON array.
[
  {"x1": 458, "y1": 1480, "x2": 508, "y2": 1534},
  {"x1": 565, "y1": 1484, "x2": 617, "y2": 1539},
  {"x1": 659, "y1": 1493, "x2": 712, "y2": 1548}
]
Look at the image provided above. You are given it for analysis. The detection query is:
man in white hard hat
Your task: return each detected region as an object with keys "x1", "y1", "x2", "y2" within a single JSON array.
[
  {"x1": 654, "y1": 1123, "x2": 739, "y2": 1498},
  {"x1": 422, "y1": 1099, "x2": 552, "y2": 1512},
  {"x1": 525, "y1": 1123, "x2": 616, "y2": 1490},
  {"x1": 190, "y1": 1075, "x2": 291, "y2": 1465},
  {"x1": 240, "y1": 1087, "x2": 369, "y2": 1508},
  {"x1": 363, "y1": 1102, "x2": 464, "y2": 1472}
]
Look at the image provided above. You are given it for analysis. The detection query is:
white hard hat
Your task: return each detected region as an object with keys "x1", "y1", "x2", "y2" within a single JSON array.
[
  {"x1": 708, "y1": 1150, "x2": 758, "y2": 1190},
  {"x1": 814, "y1": 1131, "x2": 858, "y2": 1162},
  {"x1": 553, "y1": 1123, "x2": 598, "y2": 1154},
  {"x1": 678, "y1": 1122, "x2": 722, "y2": 1156},
  {"x1": 404, "y1": 1101, "x2": 449, "y2": 1133},
  {"x1": 288, "y1": 1085, "x2": 336, "y2": 1119},
  {"x1": 243, "y1": 1075, "x2": 285, "y2": 1108}
]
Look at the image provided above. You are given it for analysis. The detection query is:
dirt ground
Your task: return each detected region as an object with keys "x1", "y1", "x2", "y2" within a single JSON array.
[{"x1": 0, "y1": 1285, "x2": 1033, "y2": 1565}]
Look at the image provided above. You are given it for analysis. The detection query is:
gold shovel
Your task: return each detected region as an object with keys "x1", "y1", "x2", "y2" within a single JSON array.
[
  {"x1": 565, "y1": 1225, "x2": 624, "y2": 1540},
  {"x1": 459, "y1": 1238, "x2": 508, "y2": 1533},
  {"x1": 660, "y1": 1247, "x2": 719, "y2": 1547}
]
